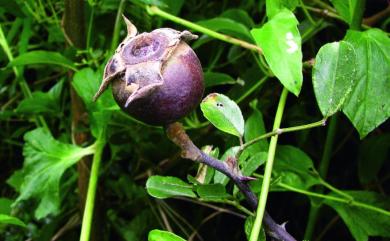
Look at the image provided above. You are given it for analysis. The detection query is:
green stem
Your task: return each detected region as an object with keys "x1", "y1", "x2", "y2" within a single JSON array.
[
  {"x1": 277, "y1": 181, "x2": 390, "y2": 216},
  {"x1": 145, "y1": 5, "x2": 262, "y2": 54},
  {"x1": 86, "y1": 6, "x2": 95, "y2": 50},
  {"x1": 249, "y1": 88, "x2": 289, "y2": 241},
  {"x1": 110, "y1": 0, "x2": 126, "y2": 53},
  {"x1": 242, "y1": 118, "x2": 326, "y2": 151},
  {"x1": 79, "y1": 140, "x2": 105, "y2": 241},
  {"x1": 318, "y1": 178, "x2": 353, "y2": 200},
  {"x1": 0, "y1": 25, "x2": 31, "y2": 98},
  {"x1": 304, "y1": 115, "x2": 338, "y2": 239},
  {"x1": 349, "y1": 0, "x2": 366, "y2": 30},
  {"x1": 0, "y1": 23, "x2": 49, "y2": 131},
  {"x1": 300, "y1": 0, "x2": 316, "y2": 25},
  {"x1": 236, "y1": 76, "x2": 268, "y2": 104},
  {"x1": 252, "y1": 173, "x2": 390, "y2": 217}
]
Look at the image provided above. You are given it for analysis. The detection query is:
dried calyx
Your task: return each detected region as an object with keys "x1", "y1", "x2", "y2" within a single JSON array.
[{"x1": 94, "y1": 16, "x2": 204, "y2": 126}]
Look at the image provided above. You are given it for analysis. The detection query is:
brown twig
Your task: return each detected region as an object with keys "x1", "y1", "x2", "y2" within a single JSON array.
[
  {"x1": 165, "y1": 122, "x2": 297, "y2": 241},
  {"x1": 363, "y1": 4, "x2": 390, "y2": 26}
]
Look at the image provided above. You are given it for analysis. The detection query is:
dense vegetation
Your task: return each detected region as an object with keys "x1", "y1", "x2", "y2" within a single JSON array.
[{"x1": 0, "y1": 0, "x2": 389, "y2": 241}]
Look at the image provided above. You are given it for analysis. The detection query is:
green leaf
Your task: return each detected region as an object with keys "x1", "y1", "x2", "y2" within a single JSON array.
[
  {"x1": 16, "y1": 92, "x2": 59, "y2": 115},
  {"x1": 220, "y1": 8, "x2": 255, "y2": 28},
  {"x1": 0, "y1": 198, "x2": 13, "y2": 215},
  {"x1": 241, "y1": 152, "x2": 267, "y2": 177},
  {"x1": 195, "y1": 146, "x2": 219, "y2": 184},
  {"x1": 161, "y1": 0, "x2": 184, "y2": 15},
  {"x1": 330, "y1": 0, "x2": 364, "y2": 28},
  {"x1": 330, "y1": 0, "x2": 351, "y2": 23},
  {"x1": 146, "y1": 175, "x2": 196, "y2": 199},
  {"x1": 16, "y1": 80, "x2": 64, "y2": 115},
  {"x1": 0, "y1": 214, "x2": 26, "y2": 228},
  {"x1": 342, "y1": 29, "x2": 390, "y2": 138},
  {"x1": 72, "y1": 68, "x2": 118, "y2": 138},
  {"x1": 312, "y1": 41, "x2": 357, "y2": 117},
  {"x1": 11, "y1": 128, "x2": 93, "y2": 219},
  {"x1": 358, "y1": 133, "x2": 390, "y2": 185},
  {"x1": 197, "y1": 17, "x2": 253, "y2": 42},
  {"x1": 108, "y1": 209, "x2": 155, "y2": 241},
  {"x1": 8, "y1": 50, "x2": 77, "y2": 71},
  {"x1": 214, "y1": 146, "x2": 240, "y2": 185},
  {"x1": 273, "y1": 145, "x2": 321, "y2": 190},
  {"x1": 196, "y1": 184, "x2": 231, "y2": 202},
  {"x1": 204, "y1": 72, "x2": 237, "y2": 87},
  {"x1": 251, "y1": 10, "x2": 302, "y2": 96},
  {"x1": 243, "y1": 102, "x2": 268, "y2": 156},
  {"x1": 324, "y1": 191, "x2": 390, "y2": 241},
  {"x1": 201, "y1": 93, "x2": 245, "y2": 137},
  {"x1": 266, "y1": 0, "x2": 299, "y2": 19},
  {"x1": 245, "y1": 216, "x2": 266, "y2": 241},
  {"x1": 148, "y1": 229, "x2": 186, "y2": 241}
]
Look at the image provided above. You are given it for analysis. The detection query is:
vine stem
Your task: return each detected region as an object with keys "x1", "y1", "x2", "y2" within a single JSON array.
[
  {"x1": 240, "y1": 118, "x2": 326, "y2": 152},
  {"x1": 252, "y1": 174, "x2": 390, "y2": 216},
  {"x1": 165, "y1": 122, "x2": 296, "y2": 241},
  {"x1": 79, "y1": 139, "x2": 104, "y2": 241},
  {"x1": 304, "y1": 116, "x2": 338, "y2": 240},
  {"x1": 250, "y1": 87, "x2": 289, "y2": 241},
  {"x1": 111, "y1": 0, "x2": 126, "y2": 53},
  {"x1": 145, "y1": 5, "x2": 262, "y2": 54}
]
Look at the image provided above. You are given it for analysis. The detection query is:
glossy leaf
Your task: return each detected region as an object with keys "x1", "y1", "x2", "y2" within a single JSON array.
[
  {"x1": 266, "y1": 0, "x2": 299, "y2": 19},
  {"x1": 251, "y1": 10, "x2": 302, "y2": 96},
  {"x1": 0, "y1": 214, "x2": 26, "y2": 228},
  {"x1": 274, "y1": 145, "x2": 321, "y2": 190},
  {"x1": 10, "y1": 128, "x2": 93, "y2": 219},
  {"x1": 201, "y1": 93, "x2": 245, "y2": 137},
  {"x1": 324, "y1": 191, "x2": 390, "y2": 241},
  {"x1": 342, "y1": 29, "x2": 390, "y2": 138},
  {"x1": 312, "y1": 41, "x2": 357, "y2": 117},
  {"x1": 204, "y1": 72, "x2": 237, "y2": 87},
  {"x1": 8, "y1": 50, "x2": 77, "y2": 71},
  {"x1": 148, "y1": 229, "x2": 186, "y2": 241},
  {"x1": 196, "y1": 184, "x2": 230, "y2": 201},
  {"x1": 146, "y1": 175, "x2": 196, "y2": 199}
]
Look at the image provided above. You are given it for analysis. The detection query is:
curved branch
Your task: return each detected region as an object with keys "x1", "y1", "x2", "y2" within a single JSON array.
[{"x1": 165, "y1": 122, "x2": 297, "y2": 241}]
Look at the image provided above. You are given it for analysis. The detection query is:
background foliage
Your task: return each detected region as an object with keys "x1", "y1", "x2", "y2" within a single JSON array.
[{"x1": 0, "y1": 0, "x2": 389, "y2": 241}]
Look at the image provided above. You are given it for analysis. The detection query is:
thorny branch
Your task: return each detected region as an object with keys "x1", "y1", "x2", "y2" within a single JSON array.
[{"x1": 166, "y1": 122, "x2": 297, "y2": 241}]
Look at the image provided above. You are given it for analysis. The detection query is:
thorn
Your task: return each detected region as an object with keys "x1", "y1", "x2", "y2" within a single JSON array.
[
  {"x1": 280, "y1": 221, "x2": 288, "y2": 231},
  {"x1": 239, "y1": 176, "x2": 257, "y2": 182}
]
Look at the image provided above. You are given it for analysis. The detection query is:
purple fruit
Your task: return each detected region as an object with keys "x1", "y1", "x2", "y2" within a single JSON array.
[{"x1": 94, "y1": 16, "x2": 204, "y2": 125}]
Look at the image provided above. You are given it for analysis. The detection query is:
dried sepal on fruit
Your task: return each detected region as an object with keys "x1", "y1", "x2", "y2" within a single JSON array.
[{"x1": 94, "y1": 16, "x2": 204, "y2": 126}]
